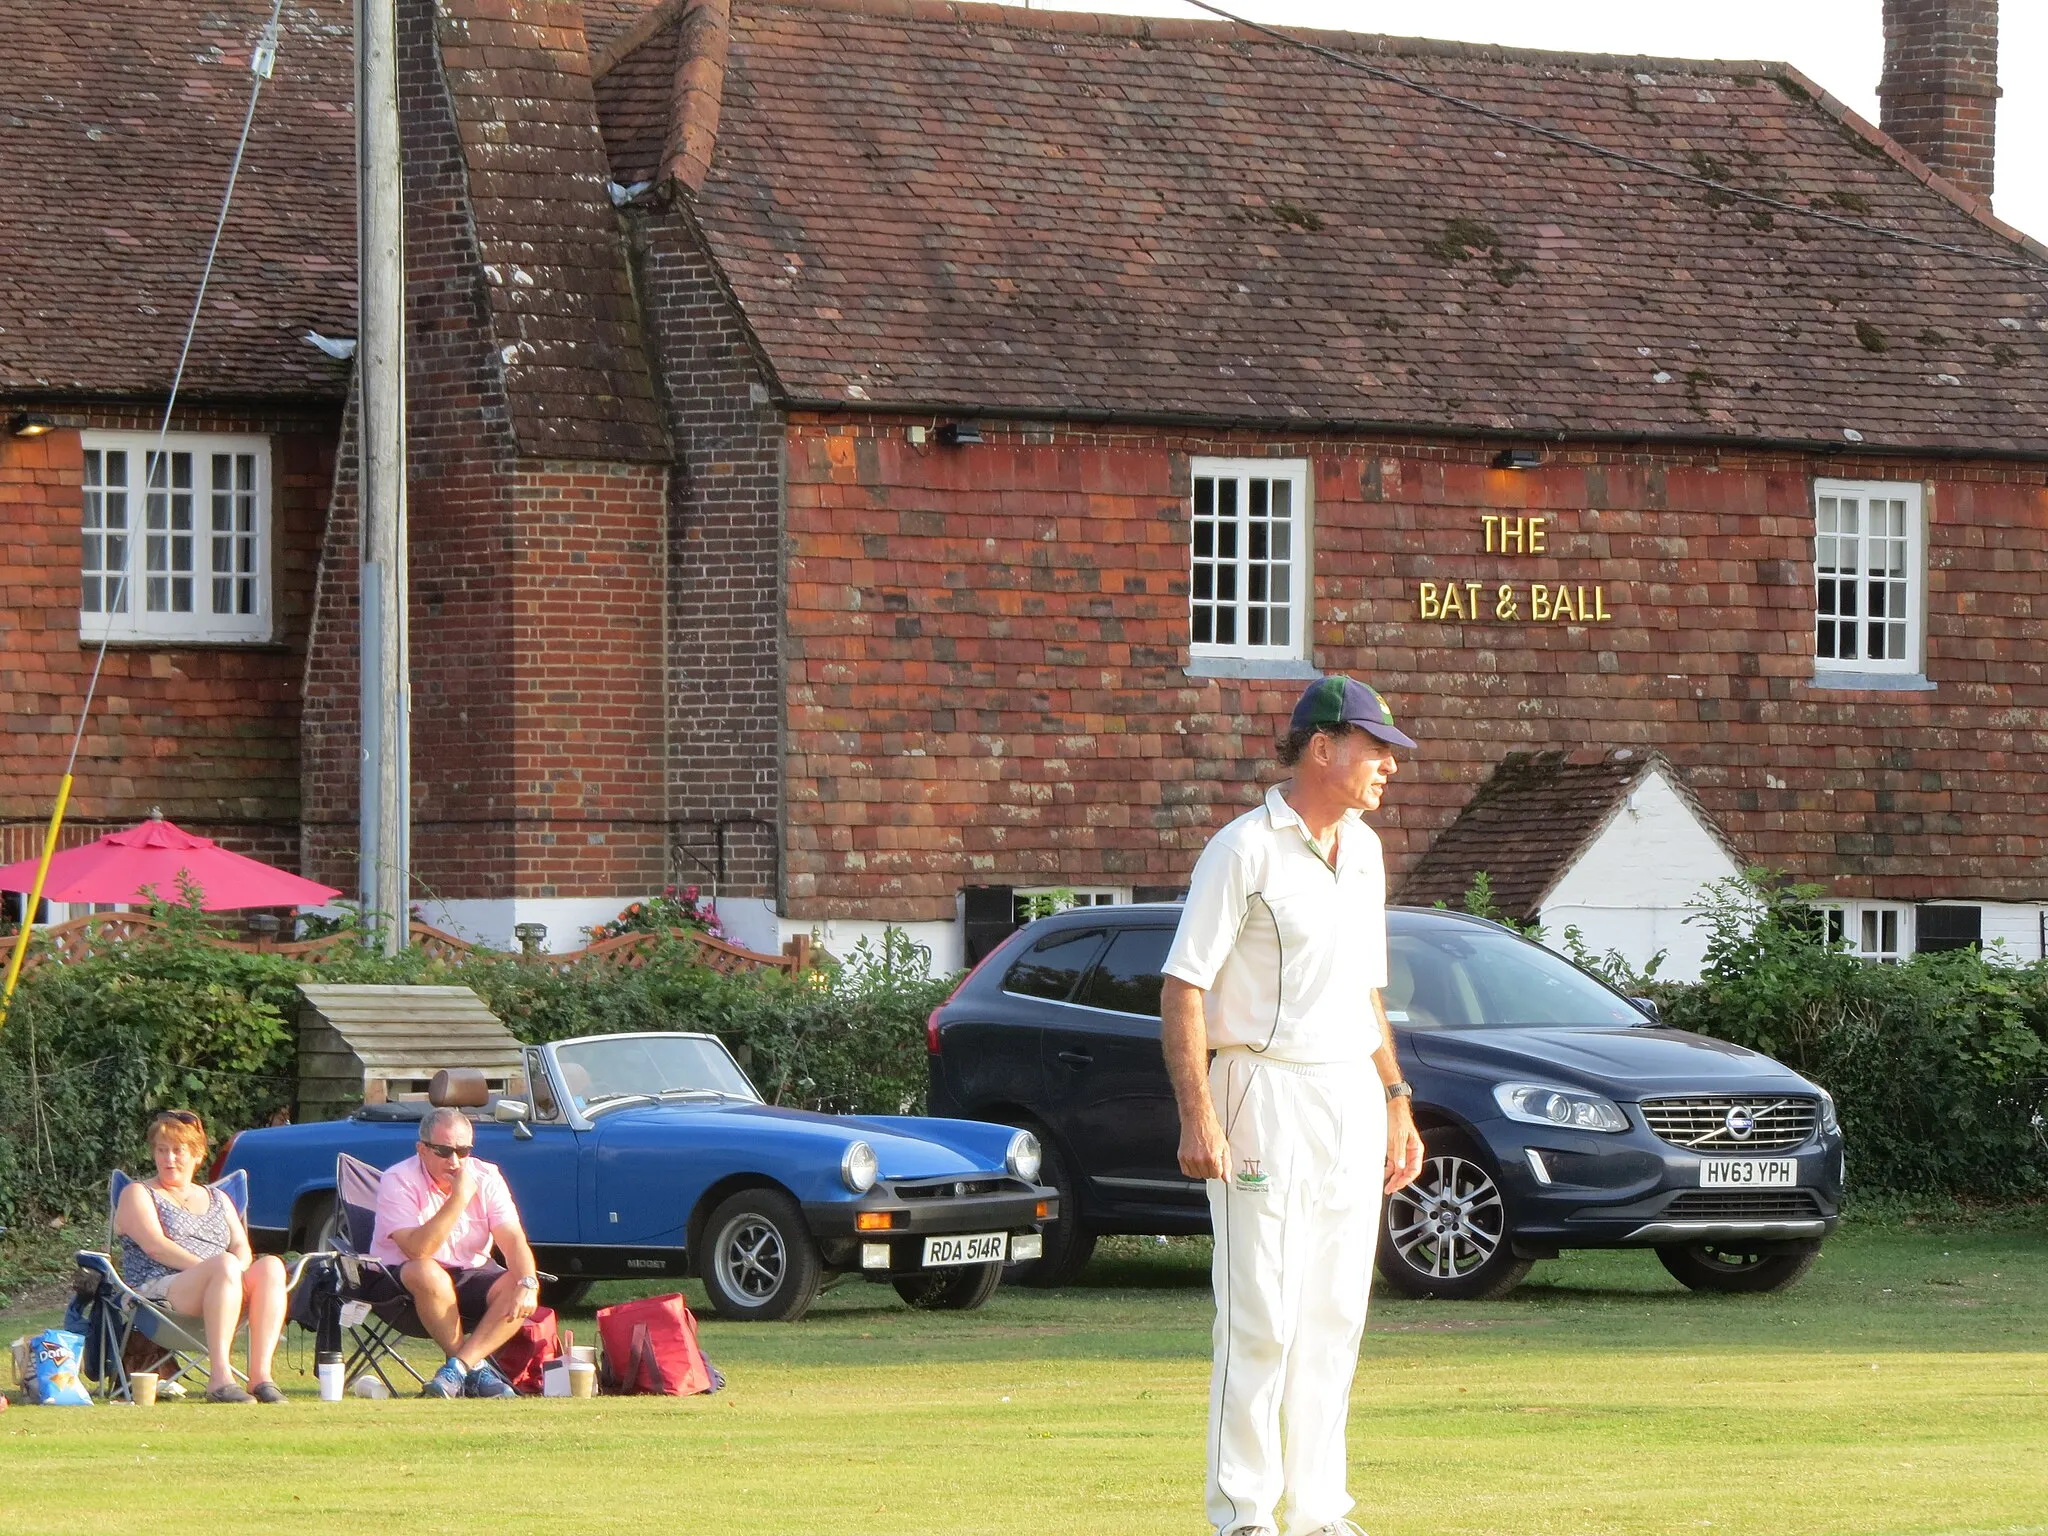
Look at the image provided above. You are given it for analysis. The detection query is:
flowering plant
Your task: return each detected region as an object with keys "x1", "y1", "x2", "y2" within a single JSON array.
[{"x1": 585, "y1": 885, "x2": 725, "y2": 943}]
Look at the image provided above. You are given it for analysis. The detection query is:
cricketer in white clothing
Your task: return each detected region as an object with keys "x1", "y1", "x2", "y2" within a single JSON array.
[{"x1": 1161, "y1": 675, "x2": 1426, "y2": 1536}]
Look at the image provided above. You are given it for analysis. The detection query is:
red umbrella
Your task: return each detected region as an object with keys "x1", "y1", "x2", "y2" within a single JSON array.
[{"x1": 0, "y1": 813, "x2": 341, "y2": 911}]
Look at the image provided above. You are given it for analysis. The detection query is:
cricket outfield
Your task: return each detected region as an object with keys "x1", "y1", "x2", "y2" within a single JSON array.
[{"x1": 3, "y1": 1216, "x2": 2043, "y2": 1535}]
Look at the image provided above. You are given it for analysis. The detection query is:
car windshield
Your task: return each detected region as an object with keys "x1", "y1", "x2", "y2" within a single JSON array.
[
  {"x1": 1386, "y1": 920, "x2": 1647, "y2": 1029},
  {"x1": 553, "y1": 1035, "x2": 760, "y2": 1111}
]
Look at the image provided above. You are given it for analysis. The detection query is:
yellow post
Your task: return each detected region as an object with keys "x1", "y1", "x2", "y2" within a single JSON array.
[{"x1": 0, "y1": 773, "x2": 73, "y2": 1031}]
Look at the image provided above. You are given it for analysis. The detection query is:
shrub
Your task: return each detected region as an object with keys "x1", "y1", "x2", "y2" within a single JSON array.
[{"x1": 0, "y1": 908, "x2": 953, "y2": 1226}]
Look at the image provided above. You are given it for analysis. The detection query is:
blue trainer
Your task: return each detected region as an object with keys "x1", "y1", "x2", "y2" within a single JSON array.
[
  {"x1": 420, "y1": 1358, "x2": 469, "y2": 1399},
  {"x1": 464, "y1": 1361, "x2": 518, "y2": 1399}
]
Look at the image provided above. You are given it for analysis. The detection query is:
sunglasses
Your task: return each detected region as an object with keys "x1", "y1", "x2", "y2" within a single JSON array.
[{"x1": 419, "y1": 1139, "x2": 474, "y2": 1160}]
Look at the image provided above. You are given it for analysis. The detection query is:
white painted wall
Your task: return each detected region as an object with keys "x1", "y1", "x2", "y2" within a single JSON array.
[
  {"x1": 715, "y1": 897, "x2": 966, "y2": 977},
  {"x1": 1537, "y1": 766, "x2": 1743, "y2": 983},
  {"x1": 1950, "y1": 901, "x2": 2048, "y2": 964},
  {"x1": 408, "y1": 897, "x2": 637, "y2": 954}
]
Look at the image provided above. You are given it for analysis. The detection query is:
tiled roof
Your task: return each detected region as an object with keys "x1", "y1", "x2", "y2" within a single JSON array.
[
  {"x1": 437, "y1": 0, "x2": 669, "y2": 460},
  {"x1": 0, "y1": 0, "x2": 358, "y2": 400},
  {"x1": 594, "y1": 0, "x2": 2048, "y2": 454},
  {"x1": 1396, "y1": 750, "x2": 1732, "y2": 919},
  {"x1": 582, "y1": 0, "x2": 671, "y2": 57}
]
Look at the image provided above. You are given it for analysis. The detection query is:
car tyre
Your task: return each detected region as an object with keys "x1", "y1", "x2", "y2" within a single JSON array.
[
  {"x1": 1375, "y1": 1130, "x2": 1533, "y2": 1301},
  {"x1": 1002, "y1": 1123, "x2": 1096, "y2": 1287},
  {"x1": 295, "y1": 1192, "x2": 346, "y2": 1256},
  {"x1": 700, "y1": 1188, "x2": 824, "y2": 1322},
  {"x1": 1655, "y1": 1238, "x2": 1823, "y2": 1294},
  {"x1": 892, "y1": 1262, "x2": 1004, "y2": 1311},
  {"x1": 537, "y1": 1278, "x2": 593, "y2": 1310}
]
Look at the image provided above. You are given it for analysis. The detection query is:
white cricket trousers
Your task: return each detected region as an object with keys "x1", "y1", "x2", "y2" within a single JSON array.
[{"x1": 1206, "y1": 1047, "x2": 1387, "y2": 1536}]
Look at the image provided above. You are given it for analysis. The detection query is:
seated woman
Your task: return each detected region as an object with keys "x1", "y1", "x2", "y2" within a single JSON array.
[{"x1": 114, "y1": 1109, "x2": 289, "y2": 1404}]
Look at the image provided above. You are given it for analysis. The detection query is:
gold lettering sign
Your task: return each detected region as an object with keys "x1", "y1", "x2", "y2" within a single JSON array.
[{"x1": 1416, "y1": 514, "x2": 1617, "y2": 624}]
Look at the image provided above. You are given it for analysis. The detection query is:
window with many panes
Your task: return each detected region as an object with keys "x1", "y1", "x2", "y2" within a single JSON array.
[
  {"x1": 1813, "y1": 479, "x2": 1922, "y2": 675},
  {"x1": 1189, "y1": 458, "x2": 1308, "y2": 660},
  {"x1": 80, "y1": 432, "x2": 270, "y2": 642},
  {"x1": 1825, "y1": 903, "x2": 1909, "y2": 963}
]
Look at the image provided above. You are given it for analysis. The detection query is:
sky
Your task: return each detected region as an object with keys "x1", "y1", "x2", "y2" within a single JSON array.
[{"x1": 1023, "y1": 0, "x2": 2047, "y2": 243}]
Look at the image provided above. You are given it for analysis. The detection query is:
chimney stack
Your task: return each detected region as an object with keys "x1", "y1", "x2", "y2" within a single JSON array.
[{"x1": 1879, "y1": 0, "x2": 1999, "y2": 202}]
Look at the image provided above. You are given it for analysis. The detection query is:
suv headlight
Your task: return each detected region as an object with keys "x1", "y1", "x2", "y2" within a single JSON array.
[
  {"x1": 841, "y1": 1140, "x2": 879, "y2": 1193},
  {"x1": 1006, "y1": 1129, "x2": 1042, "y2": 1183},
  {"x1": 1818, "y1": 1088, "x2": 1840, "y2": 1135},
  {"x1": 1494, "y1": 1082, "x2": 1630, "y2": 1133}
]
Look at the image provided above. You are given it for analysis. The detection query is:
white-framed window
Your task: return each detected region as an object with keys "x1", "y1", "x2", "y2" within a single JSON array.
[
  {"x1": 1824, "y1": 903, "x2": 1909, "y2": 963},
  {"x1": 80, "y1": 432, "x2": 271, "y2": 642},
  {"x1": 1012, "y1": 887, "x2": 1127, "y2": 925},
  {"x1": 1190, "y1": 457, "x2": 1308, "y2": 659},
  {"x1": 1813, "y1": 479, "x2": 1922, "y2": 675}
]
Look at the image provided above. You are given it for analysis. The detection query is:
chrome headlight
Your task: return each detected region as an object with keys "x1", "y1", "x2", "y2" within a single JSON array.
[
  {"x1": 1818, "y1": 1088, "x2": 1840, "y2": 1135},
  {"x1": 840, "y1": 1140, "x2": 879, "y2": 1193},
  {"x1": 1494, "y1": 1082, "x2": 1630, "y2": 1134},
  {"x1": 1005, "y1": 1129, "x2": 1042, "y2": 1183}
]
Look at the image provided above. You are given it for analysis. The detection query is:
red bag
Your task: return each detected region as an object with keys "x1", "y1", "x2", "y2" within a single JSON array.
[
  {"x1": 490, "y1": 1305, "x2": 560, "y2": 1395},
  {"x1": 596, "y1": 1293, "x2": 721, "y2": 1396}
]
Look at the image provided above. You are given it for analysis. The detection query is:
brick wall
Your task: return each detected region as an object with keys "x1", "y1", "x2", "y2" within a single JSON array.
[
  {"x1": 780, "y1": 418, "x2": 2048, "y2": 919},
  {"x1": 633, "y1": 216, "x2": 784, "y2": 900},
  {"x1": 1880, "y1": 0, "x2": 2000, "y2": 201},
  {"x1": 302, "y1": 0, "x2": 668, "y2": 902},
  {"x1": 0, "y1": 405, "x2": 335, "y2": 863}
]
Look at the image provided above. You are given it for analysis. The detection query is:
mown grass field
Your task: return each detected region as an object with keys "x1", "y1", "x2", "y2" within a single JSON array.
[{"x1": 3, "y1": 1214, "x2": 2044, "y2": 1535}]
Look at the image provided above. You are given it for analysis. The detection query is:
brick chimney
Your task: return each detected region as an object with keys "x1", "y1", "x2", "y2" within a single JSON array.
[{"x1": 1879, "y1": 0, "x2": 1999, "y2": 202}]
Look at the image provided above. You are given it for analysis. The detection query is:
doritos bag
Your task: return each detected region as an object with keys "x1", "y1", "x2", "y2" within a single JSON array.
[
  {"x1": 596, "y1": 1294, "x2": 721, "y2": 1396},
  {"x1": 489, "y1": 1305, "x2": 560, "y2": 1395},
  {"x1": 30, "y1": 1330, "x2": 92, "y2": 1406}
]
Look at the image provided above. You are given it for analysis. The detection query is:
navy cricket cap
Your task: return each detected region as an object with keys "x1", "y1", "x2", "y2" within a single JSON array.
[{"x1": 1289, "y1": 675, "x2": 1418, "y2": 751}]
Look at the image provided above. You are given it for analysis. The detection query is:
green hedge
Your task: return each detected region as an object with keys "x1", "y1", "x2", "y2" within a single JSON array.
[{"x1": 0, "y1": 910, "x2": 950, "y2": 1227}]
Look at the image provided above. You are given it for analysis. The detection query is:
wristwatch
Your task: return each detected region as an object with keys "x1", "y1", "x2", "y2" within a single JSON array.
[
  {"x1": 1385, "y1": 1080, "x2": 1414, "y2": 1102},
  {"x1": 515, "y1": 1275, "x2": 539, "y2": 1291}
]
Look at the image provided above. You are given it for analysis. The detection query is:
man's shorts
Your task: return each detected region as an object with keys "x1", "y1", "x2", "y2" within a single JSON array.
[{"x1": 364, "y1": 1260, "x2": 506, "y2": 1323}]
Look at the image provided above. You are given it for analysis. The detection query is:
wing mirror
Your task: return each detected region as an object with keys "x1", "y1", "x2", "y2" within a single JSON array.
[
  {"x1": 1629, "y1": 996, "x2": 1661, "y2": 1022},
  {"x1": 493, "y1": 1098, "x2": 534, "y2": 1139}
]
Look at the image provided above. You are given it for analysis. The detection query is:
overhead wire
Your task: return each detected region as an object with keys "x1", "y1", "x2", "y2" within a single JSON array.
[
  {"x1": 1180, "y1": 0, "x2": 2048, "y2": 276},
  {"x1": 0, "y1": 0, "x2": 289, "y2": 1032}
]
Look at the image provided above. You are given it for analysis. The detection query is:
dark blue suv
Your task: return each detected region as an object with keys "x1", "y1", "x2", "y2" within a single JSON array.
[{"x1": 928, "y1": 903, "x2": 1844, "y2": 1299}]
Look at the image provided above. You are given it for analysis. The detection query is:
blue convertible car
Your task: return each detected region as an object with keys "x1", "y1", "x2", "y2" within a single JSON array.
[{"x1": 221, "y1": 1031, "x2": 1056, "y2": 1321}]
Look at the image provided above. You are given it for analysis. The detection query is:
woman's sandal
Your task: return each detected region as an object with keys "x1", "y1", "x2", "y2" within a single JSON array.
[
  {"x1": 205, "y1": 1382, "x2": 257, "y2": 1404},
  {"x1": 250, "y1": 1381, "x2": 288, "y2": 1405}
]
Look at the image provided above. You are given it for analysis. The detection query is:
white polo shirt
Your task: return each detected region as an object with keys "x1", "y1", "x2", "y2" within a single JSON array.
[{"x1": 1162, "y1": 785, "x2": 1389, "y2": 1065}]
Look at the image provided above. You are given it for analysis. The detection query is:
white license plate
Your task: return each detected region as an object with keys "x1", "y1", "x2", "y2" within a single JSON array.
[
  {"x1": 1699, "y1": 1158, "x2": 1798, "y2": 1188},
  {"x1": 921, "y1": 1232, "x2": 1007, "y2": 1267}
]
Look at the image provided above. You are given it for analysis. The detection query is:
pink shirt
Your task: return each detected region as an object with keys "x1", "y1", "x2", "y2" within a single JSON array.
[{"x1": 368, "y1": 1152, "x2": 519, "y2": 1268}]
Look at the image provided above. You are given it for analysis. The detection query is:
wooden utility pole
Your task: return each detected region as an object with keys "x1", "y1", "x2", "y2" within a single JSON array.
[{"x1": 356, "y1": 0, "x2": 409, "y2": 954}]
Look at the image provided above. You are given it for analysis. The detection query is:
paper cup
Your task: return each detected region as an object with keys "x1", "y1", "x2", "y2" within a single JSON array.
[
  {"x1": 568, "y1": 1361, "x2": 597, "y2": 1399},
  {"x1": 568, "y1": 1345, "x2": 596, "y2": 1366},
  {"x1": 130, "y1": 1371, "x2": 159, "y2": 1407},
  {"x1": 317, "y1": 1356, "x2": 345, "y2": 1403}
]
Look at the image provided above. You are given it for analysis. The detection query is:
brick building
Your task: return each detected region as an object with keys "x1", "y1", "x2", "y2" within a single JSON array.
[{"x1": 6, "y1": 0, "x2": 2046, "y2": 975}]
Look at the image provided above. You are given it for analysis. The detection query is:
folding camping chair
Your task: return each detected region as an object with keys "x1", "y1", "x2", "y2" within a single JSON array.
[
  {"x1": 72, "y1": 1169, "x2": 325, "y2": 1402},
  {"x1": 305, "y1": 1150, "x2": 556, "y2": 1395}
]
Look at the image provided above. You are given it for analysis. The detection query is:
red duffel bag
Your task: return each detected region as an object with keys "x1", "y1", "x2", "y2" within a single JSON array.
[{"x1": 596, "y1": 1293, "x2": 724, "y2": 1396}]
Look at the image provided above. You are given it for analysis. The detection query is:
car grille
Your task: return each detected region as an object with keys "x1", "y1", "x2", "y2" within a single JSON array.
[
  {"x1": 892, "y1": 1177, "x2": 1013, "y2": 1200},
  {"x1": 1639, "y1": 1096, "x2": 1819, "y2": 1153},
  {"x1": 1663, "y1": 1189, "x2": 1822, "y2": 1221}
]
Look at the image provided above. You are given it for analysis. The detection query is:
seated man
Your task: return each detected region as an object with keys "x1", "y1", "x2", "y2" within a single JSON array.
[{"x1": 369, "y1": 1106, "x2": 540, "y2": 1399}]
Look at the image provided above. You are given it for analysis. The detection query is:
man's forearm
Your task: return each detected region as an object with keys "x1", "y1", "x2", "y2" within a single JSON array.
[{"x1": 1160, "y1": 978, "x2": 1214, "y2": 1125}]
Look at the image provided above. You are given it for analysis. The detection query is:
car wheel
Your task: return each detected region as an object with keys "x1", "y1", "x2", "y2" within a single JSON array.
[
  {"x1": 699, "y1": 1188, "x2": 824, "y2": 1322},
  {"x1": 1376, "y1": 1131, "x2": 1533, "y2": 1301},
  {"x1": 892, "y1": 1262, "x2": 1004, "y2": 1311},
  {"x1": 1002, "y1": 1123, "x2": 1096, "y2": 1288},
  {"x1": 1656, "y1": 1238, "x2": 1823, "y2": 1294},
  {"x1": 295, "y1": 1192, "x2": 345, "y2": 1256},
  {"x1": 537, "y1": 1278, "x2": 593, "y2": 1310}
]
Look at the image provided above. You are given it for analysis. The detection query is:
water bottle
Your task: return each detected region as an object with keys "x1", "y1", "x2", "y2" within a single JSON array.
[{"x1": 317, "y1": 1350, "x2": 344, "y2": 1402}]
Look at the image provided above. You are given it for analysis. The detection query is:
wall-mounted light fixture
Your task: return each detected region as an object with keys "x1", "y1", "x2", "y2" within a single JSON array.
[
  {"x1": 513, "y1": 921, "x2": 548, "y2": 955},
  {"x1": 935, "y1": 421, "x2": 983, "y2": 447},
  {"x1": 1492, "y1": 448, "x2": 1543, "y2": 470},
  {"x1": 9, "y1": 412, "x2": 56, "y2": 438}
]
